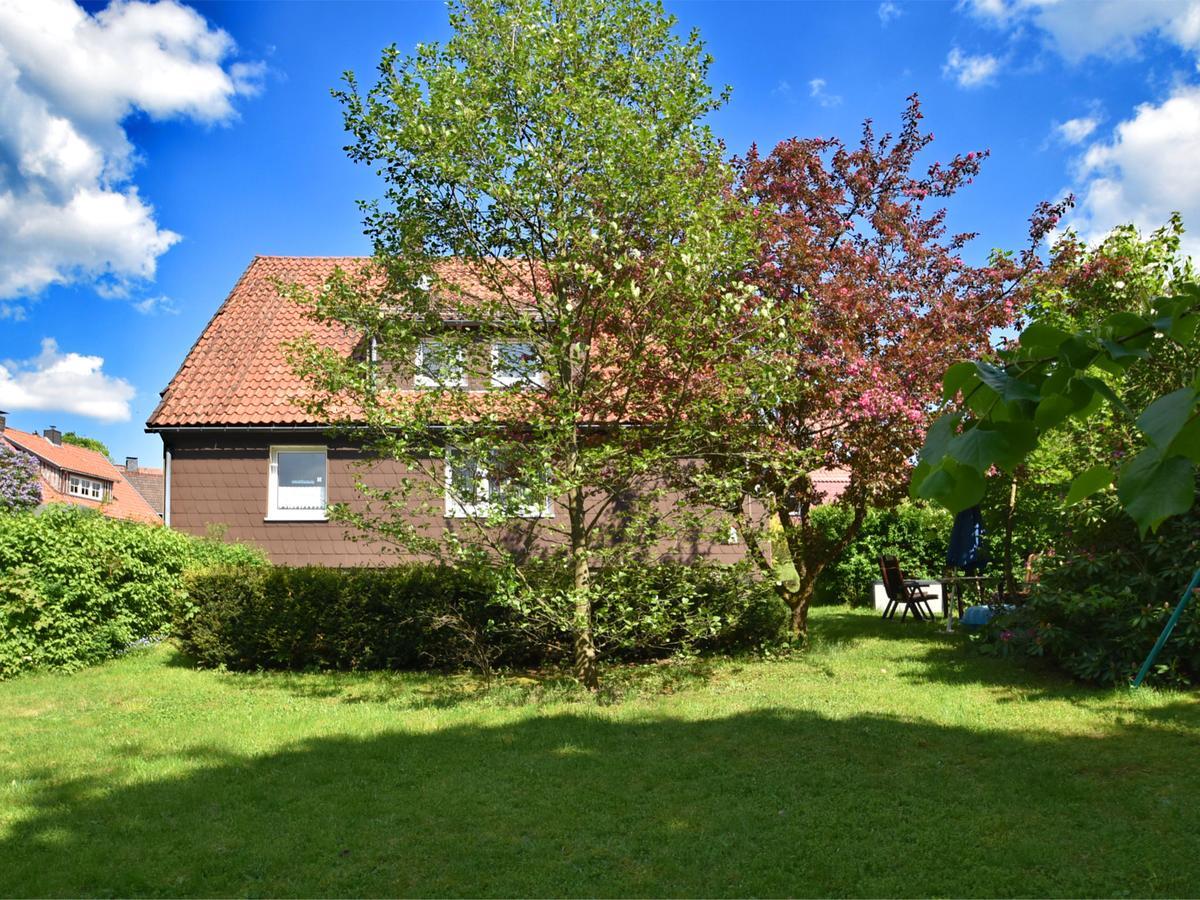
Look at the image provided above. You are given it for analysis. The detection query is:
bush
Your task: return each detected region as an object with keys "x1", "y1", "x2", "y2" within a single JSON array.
[
  {"x1": 811, "y1": 501, "x2": 953, "y2": 606},
  {"x1": 178, "y1": 560, "x2": 788, "y2": 673},
  {"x1": 0, "y1": 444, "x2": 40, "y2": 511},
  {"x1": 0, "y1": 506, "x2": 265, "y2": 678},
  {"x1": 975, "y1": 499, "x2": 1200, "y2": 687}
]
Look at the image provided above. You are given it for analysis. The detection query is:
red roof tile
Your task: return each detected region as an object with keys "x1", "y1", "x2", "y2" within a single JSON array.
[
  {"x1": 147, "y1": 256, "x2": 542, "y2": 428},
  {"x1": 3, "y1": 428, "x2": 161, "y2": 523}
]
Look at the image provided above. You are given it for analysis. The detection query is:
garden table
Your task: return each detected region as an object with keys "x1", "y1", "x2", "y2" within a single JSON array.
[{"x1": 939, "y1": 574, "x2": 996, "y2": 632}]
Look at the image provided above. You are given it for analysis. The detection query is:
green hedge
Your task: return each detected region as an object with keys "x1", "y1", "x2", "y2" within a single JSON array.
[
  {"x1": 177, "y1": 561, "x2": 788, "y2": 672},
  {"x1": 0, "y1": 506, "x2": 265, "y2": 678},
  {"x1": 811, "y1": 501, "x2": 953, "y2": 606}
]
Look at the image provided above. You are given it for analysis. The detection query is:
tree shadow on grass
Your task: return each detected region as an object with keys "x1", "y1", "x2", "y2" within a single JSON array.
[{"x1": 3, "y1": 708, "x2": 1198, "y2": 898}]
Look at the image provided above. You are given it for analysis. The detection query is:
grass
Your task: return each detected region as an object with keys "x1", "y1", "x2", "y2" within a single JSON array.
[{"x1": 1, "y1": 607, "x2": 1198, "y2": 898}]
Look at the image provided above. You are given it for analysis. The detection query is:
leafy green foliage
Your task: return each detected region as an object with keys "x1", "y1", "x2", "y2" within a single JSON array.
[
  {"x1": 974, "y1": 499, "x2": 1200, "y2": 687},
  {"x1": 0, "y1": 507, "x2": 265, "y2": 678},
  {"x1": 918, "y1": 217, "x2": 1200, "y2": 536},
  {"x1": 288, "y1": 0, "x2": 760, "y2": 685},
  {"x1": 810, "y1": 502, "x2": 953, "y2": 606},
  {"x1": 61, "y1": 432, "x2": 110, "y2": 458},
  {"x1": 178, "y1": 561, "x2": 787, "y2": 673}
]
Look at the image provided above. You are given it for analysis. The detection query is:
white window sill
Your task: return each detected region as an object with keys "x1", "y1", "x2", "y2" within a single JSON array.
[{"x1": 264, "y1": 514, "x2": 329, "y2": 523}]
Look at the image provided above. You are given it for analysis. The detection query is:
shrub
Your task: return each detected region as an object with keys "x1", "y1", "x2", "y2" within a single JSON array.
[
  {"x1": 975, "y1": 499, "x2": 1200, "y2": 687},
  {"x1": 811, "y1": 501, "x2": 953, "y2": 606},
  {"x1": 178, "y1": 560, "x2": 788, "y2": 673},
  {"x1": 0, "y1": 444, "x2": 40, "y2": 511},
  {"x1": 0, "y1": 506, "x2": 265, "y2": 678}
]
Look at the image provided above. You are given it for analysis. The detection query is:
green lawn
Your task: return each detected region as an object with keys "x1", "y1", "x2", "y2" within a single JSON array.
[{"x1": 1, "y1": 607, "x2": 1198, "y2": 898}]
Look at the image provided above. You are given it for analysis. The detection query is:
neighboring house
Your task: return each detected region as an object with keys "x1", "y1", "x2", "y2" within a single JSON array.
[
  {"x1": 0, "y1": 415, "x2": 161, "y2": 524},
  {"x1": 148, "y1": 256, "x2": 773, "y2": 566},
  {"x1": 116, "y1": 458, "x2": 165, "y2": 519}
]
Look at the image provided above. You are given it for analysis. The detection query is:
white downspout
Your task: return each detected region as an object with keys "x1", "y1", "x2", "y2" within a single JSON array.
[{"x1": 163, "y1": 446, "x2": 172, "y2": 527}]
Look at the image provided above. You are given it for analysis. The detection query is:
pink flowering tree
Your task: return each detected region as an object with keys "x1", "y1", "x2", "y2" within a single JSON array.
[
  {"x1": 690, "y1": 96, "x2": 1067, "y2": 636},
  {"x1": 0, "y1": 443, "x2": 41, "y2": 512}
]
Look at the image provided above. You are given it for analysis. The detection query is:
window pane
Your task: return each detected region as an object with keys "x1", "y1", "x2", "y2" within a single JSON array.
[
  {"x1": 494, "y1": 342, "x2": 539, "y2": 385},
  {"x1": 419, "y1": 341, "x2": 463, "y2": 385},
  {"x1": 277, "y1": 451, "x2": 326, "y2": 510},
  {"x1": 448, "y1": 451, "x2": 485, "y2": 505}
]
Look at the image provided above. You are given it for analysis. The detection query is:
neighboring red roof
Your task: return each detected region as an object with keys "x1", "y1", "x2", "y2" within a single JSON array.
[
  {"x1": 812, "y1": 468, "x2": 850, "y2": 501},
  {"x1": 117, "y1": 465, "x2": 164, "y2": 517},
  {"x1": 147, "y1": 255, "x2": 541, "y2": 428},
  {"x1": 2, "y1": 428, "x2": 161, "y2": 524}
]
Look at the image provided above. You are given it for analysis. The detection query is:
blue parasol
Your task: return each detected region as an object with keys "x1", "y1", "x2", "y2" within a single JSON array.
[{"x1": 946, "y1": 505, "x2": 986, "y2": 571}]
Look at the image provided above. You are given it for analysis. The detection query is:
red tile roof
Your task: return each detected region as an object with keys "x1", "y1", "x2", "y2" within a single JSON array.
[
  {"x1": 117, "y1": 465, "x2": 164, "y2": 517},
  {"x1": 147, "y1": 256, "x2": 542, "y2": 428},
  {"x1": 3, "y1": 428, "x2": 162, "y2": 524}
]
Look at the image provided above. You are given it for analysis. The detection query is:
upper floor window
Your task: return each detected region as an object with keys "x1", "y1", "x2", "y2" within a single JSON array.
[
  {"x1": 267, "y1": 446, "x2": 327, "y2": 521},
  {"x1": 414, "y1": 340, "x2": 466, "y2": 388},
  {"x1": 67, "y1": 473, "x2": 107, "y2": 501},
  {"x1": 491, "y1": 341, "x2": 543, "y2": 388}
]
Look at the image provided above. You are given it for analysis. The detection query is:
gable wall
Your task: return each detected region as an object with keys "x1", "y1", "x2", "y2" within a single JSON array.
[{"x1": 164, "y1": 431, "x2": 749, "y2": 567}]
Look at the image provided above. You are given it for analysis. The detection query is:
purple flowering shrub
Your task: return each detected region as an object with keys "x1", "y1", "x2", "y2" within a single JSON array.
[{"x1": 0, "y1": 443, "x2": 40, "y2": 511}]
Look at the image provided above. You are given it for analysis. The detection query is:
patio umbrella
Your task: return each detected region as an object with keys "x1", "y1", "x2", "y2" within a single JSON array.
[{"x1": 946, "y1": 505, "x2": 986, "y2": 572}]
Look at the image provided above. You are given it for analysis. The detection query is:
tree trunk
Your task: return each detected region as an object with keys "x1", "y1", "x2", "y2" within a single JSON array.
[
  {"x1": 568, "y1": 484, "x2": 598, "y2": 690},
  {"x1": 1002, "y1": 476, "x2": 1018, "y2": 596},
  {"x1": 786, "y1": 582, "x2": 815, "y2": 638}
]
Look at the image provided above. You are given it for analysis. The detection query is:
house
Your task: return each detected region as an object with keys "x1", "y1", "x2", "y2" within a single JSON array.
[
  {"x1": 147, "y1": 256, "x2": 769, "y2": 566},
  {"x1": 0, "y1": 415, "x2": 161, "y2": 524}
]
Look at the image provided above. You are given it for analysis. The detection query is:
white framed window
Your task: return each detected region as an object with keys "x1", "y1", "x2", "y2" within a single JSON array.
[
  {"x1": 414, "y1": 340, "x2": 467, "y2": 388},
  {"x1": 444, "y1": 449, "x2": 553, "y2": 519},
  {"x1": 267, "y1": 446, "x2": 328, "y2": 521},
  {"x1": 67, "y1": 473, "x2": 107, "y2": 501},
  {"x1": 491, "y1": 341, "x2": 543, "y2": 388}
]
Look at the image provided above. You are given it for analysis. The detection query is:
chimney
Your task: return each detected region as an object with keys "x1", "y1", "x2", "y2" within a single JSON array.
[
  {"x1": 125, "y1": 456, "x2": 138, "y2": 472},
  {"x1": 0, "y1": 410, "x2": 6, "y2": 432},
  {"x1": 44, "y1": 426, "x2": 61, "y2": 446}
]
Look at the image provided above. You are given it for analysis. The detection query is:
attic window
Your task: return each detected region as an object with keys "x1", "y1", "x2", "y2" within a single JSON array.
[
  {"x1": 492, "y1": 341, "x2": 542, "y2": 388},
  {"x1": 414, "y1": 340, "x2": 466, "y2": 388},
  {"x1": 67, "y1": 473, "x2": 107, "y2": 501}
]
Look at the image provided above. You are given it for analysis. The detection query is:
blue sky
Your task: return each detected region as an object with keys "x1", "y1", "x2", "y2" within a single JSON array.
[{"x1": 1, "y1": 0, "x2": 1198, "y2": 463}]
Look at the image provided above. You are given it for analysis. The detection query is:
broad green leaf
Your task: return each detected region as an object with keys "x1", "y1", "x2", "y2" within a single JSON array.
[
  {"x1": 918, "y1": 411, "x2": 961, "y2": 465},
  {"x1": 1018, "y1": 321, "x2": 1071, "y2": 354},
  {"x1": 946, "y1": 426, "x2": 1007, "y2": 472},
  {"x1": 988, "y1": 420, "x2": 1038, "y2": 470},
  {"x1": 942, "y1": 362, "x2": 977, "y2": 401},
  {"x1": 974, "y1": 362, "x2": 1040, "y2": 402},
  {"x1": 1169, "y1": 313, "x2": 1200, "y2": 346},
  {"x1": 1118, "y1": 448, "x2": 1196, "y2": 535},
  {"x1": 1167, "y1": 415, "x2": 1200, "y2": 463},
  {"x1": 1100, "y1": 339, "x2": 1149, "y2": 362},
  {"x1": 1065, "y1": 465, "x2": 1113, "y2": 505},
  {"x1": 963, "y1": 383, "x2": 1000, "y2": 417},
  {"x1": 914, "y1": 459, "x2": 986, "y2": 514},
  {"x1": 1059, "y1": 335, "x2": 1098, "y2": 369},
  {"x1": 1034, "y1": 392, "x2": 1076, "y2": 430},
  {"x1": 1076, "y1": 375, "x2": 1133, "y2": 419},
  {"x1": 1136, "y1": 387, "x2": 1197, "y2": 448}
]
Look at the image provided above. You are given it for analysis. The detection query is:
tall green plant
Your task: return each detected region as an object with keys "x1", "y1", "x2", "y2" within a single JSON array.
[{"x1": 287, "y1": 0, "x2": 759, "y2": 688}]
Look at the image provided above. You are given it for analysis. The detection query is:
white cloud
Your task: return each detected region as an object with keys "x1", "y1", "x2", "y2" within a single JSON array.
[
  {"x1": 1056, "y1": 115, "x2": 1100, "y2": 144},
  {"x1": 808, "y1": 77, "x2": 843, "y2": 107},
  {"x1": 1068, "y1": 84, "x2": 1200, "y2": 257},
  {"x1": 878, "y1": 1, "x2": 902, "y2": 25},
  {"x1": 0, "y1": 0, "x2": 260, "y2": 306},
  {"x1": 943, "y1": 48, "x2": 1001, "y2": 87},
  {"x1": 962, "y1": 0, "x2": 1200, "y2": 62},
  {"x1": 131, "y1": 294, "x2": 179, "y2": 315},
  {"x1": 0, "y1": 338, "x2": 135, "y2": 423}
]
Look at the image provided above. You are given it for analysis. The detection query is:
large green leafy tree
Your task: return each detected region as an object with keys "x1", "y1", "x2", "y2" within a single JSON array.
[
  {"x1": 289, "y1": 0, "x2": 758, "y2": 688},
  {"x1": 983, "y1": 217, "x2": 1195, "y2": 588},
  {"x1": 914, "y1": 215, "x2": 1200, "y2": 536}
]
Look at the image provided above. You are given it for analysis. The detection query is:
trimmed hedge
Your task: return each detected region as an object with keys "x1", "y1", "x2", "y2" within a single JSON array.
[
  {"x1": 177, "y1": 561, "x2": 788, "y2": 672},
  {"x1": 812, "y1": 501, "x2": 953, "y2": 606},
  {"x1": 0, "y1": 506, "x2": 265, "y2": 678}
]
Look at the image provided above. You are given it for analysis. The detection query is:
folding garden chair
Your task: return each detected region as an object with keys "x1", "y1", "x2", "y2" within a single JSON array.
[{"x1": 879, "y1": 555, "x2": 938, "y2": 621}]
